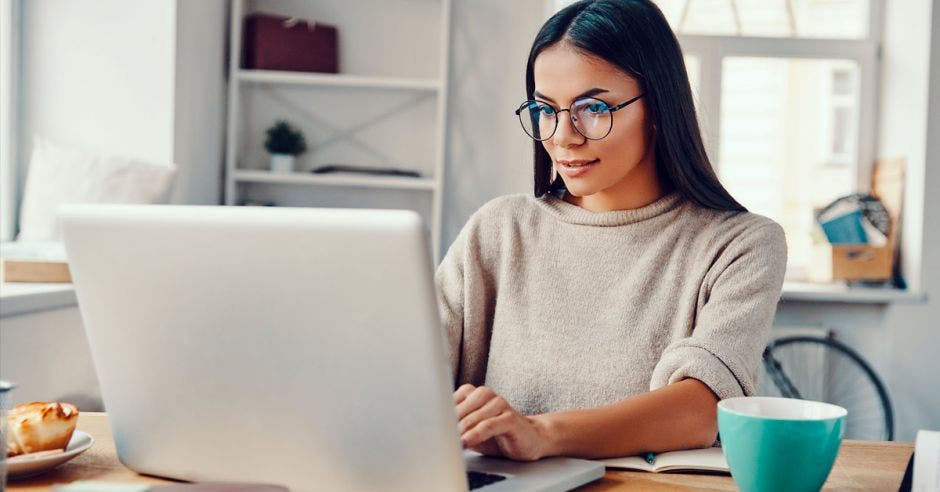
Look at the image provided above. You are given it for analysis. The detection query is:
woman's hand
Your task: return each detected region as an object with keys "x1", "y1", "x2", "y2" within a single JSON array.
[{"x1": 454, "y1": 384, "x2": 553, "y2": 462}]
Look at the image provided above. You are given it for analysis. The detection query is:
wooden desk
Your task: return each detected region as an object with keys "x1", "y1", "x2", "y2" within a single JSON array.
[{"x1": 8, "y1": 413, "x2": 913, "y2": 491}]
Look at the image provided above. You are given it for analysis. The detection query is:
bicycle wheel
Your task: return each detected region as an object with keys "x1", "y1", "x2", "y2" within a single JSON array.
[{"x1": 759, "y1": 335, "x2": 894, "y2": 441}]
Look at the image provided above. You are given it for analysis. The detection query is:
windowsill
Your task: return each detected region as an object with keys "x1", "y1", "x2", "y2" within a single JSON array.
[
  {"x1": 781, "y1": 281, "x2": 926, "y2": 304},
  {"x1": 0, "y1": 282, "x2": 77, "y2": 318},
  {"x1": 0, "y1": 280, "x2": 923, "y2": 318}
]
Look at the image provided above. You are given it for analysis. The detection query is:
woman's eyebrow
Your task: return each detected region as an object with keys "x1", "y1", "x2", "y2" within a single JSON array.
[{"x1": 533, "y1": 87, "x2": 609, "y2": 103}]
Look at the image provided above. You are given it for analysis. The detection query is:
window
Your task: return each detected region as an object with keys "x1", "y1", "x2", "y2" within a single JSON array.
[
  {"x1": 659, "y1": 0, "x2": 881, "y2": 281},
  {"x1": 550, "y1": 0, "x2": 880, "y2": 281}
]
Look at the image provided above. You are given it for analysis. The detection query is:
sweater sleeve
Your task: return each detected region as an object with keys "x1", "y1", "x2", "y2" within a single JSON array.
[
  {"x1": 435, "y1": 212, "x2": 496, "y2": 389},
  {"x1": 649, "y1": 221, "x2": 788, "y2": 400}
]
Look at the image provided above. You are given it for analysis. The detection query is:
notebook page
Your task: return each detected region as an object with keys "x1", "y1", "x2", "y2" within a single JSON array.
[
  {"x1": 600, "y1": 455, "x2": 655, "y2": 472},
  {"x1": 653, "y1": 447, "x2": 729, "y2": 473}
]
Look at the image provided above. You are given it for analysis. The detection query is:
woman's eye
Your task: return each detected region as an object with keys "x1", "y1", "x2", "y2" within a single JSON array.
[
  {"x1": 540, "y1": 106, "x2": 556, "y2": 116},
  {"x1": 586, "y1": 103, "x2": 608, "y2": 113}
]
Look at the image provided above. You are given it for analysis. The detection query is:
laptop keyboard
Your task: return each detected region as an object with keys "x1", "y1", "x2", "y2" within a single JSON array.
[{"x1": 467, "y1": 470, "x2": 507, "y2": 489}]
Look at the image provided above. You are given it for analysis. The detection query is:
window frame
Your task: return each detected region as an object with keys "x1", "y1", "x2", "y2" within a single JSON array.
[
  {"x1": 0, "y1": 0, "x2": 20, "y2": 242},
  {"x1": 676, "y1": 0, "x2": 884, "y2": 196}
]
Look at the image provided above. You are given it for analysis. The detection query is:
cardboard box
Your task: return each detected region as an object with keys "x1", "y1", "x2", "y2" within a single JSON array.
[
  {"x1": 831, "y1": 243, "x2": 893, "y2": 281},
  {"x1": 831, "y1": 158, "x2": 904, "y2": 281}
]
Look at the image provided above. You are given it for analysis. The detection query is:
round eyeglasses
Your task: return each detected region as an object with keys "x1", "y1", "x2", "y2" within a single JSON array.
[{"x1": 514, "y1": 94, "x2": 644, "y2": 141}]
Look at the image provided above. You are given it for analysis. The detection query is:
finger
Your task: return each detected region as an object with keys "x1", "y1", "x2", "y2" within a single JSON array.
[
  {"x1": 462, "y1": 411, "x2": 514, "y2": 448},
  {"x1": 461, "y1": 411, "x2": 514, "y2": 448},
  {"x1": 453, "y1": 384, "x2": 476, "y2": 405},
  {"x1": 455, "y1": 386, "x2": 495, "y2": 420},
  {"x1": 459, "y1": 395, "x2": 507, "y2": 434},
  {"x1": 468, "y1": 439, "x2": 503, "y2": 457}
]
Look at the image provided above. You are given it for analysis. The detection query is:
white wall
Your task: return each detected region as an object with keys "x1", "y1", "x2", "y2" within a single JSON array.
[
  {"x1": 0, "y1": 306, "x2": 102, "y2": 411},
  {"x1": 876, "y1": 0, "x2": 930, "y2": 294},
  {"x1": 18, "y1": 0, "x2": 177, "y2": 183},
  {"x1": 172, "y1": 0, "x2": 228, "y2": 205},
  {"x1": 16, "y1": 0, "x2": 227, "y2": 216},
  {"x1": 0, "y1": 0, "x2": 19, "y2": 241},
  {"x1": 441, "y1": 0, "x2": 545, "y2": 251},
  {"x1": 883, "y1": 0, "x2": 940, "y2": 438}
]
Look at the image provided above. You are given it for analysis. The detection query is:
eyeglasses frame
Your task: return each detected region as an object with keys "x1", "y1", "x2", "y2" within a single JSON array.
[{"x1": 514, "y1": 93, "x2": 645, "y2": 141}]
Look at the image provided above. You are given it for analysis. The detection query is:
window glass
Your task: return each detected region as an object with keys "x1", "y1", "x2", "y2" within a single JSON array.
[{"x1": 718, "y1": 57, "x2": 860, "y2": 278}]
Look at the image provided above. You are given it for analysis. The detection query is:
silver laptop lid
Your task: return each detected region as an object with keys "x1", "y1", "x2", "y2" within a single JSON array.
[{"x1": 60, "y1": 204, "x2": 467, "y2": 491}]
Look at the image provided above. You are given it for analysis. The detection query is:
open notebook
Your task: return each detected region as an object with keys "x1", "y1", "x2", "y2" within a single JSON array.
[{"x1": 601, "y1": 447, "x2": 729, "y2": 473}]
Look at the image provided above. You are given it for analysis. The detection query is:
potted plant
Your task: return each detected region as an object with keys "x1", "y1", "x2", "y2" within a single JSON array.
[{"x1": 264, "y1": 120, "x2": 307, "y2": 172}]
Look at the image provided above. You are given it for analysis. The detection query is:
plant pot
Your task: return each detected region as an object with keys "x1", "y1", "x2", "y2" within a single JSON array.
[{"x1": 269, "y1": 153, "x2": 295, "y2": 173}]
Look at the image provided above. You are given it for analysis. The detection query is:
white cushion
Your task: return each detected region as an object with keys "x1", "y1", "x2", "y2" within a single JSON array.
[{"x1": 16, "y1": 137, "x2": 177, "y2": 241}]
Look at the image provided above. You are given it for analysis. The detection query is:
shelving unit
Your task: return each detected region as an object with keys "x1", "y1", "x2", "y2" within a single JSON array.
[
  {"x1": 238, "y1": 70, "x2": 443, "y2": 92},
  {"x1": 224, "y1": 0, "x2": 451, "y2": 260},
  {"x1": 232, "y1": 169, "x2": 437, "y2": 191}
]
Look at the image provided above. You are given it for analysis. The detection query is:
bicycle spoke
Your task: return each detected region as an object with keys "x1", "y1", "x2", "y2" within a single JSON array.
[{"x1": 761, "y1": 337, "x2": 892, "y2": 441}]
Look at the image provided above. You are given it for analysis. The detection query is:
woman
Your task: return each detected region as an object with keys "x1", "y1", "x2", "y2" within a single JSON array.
[{"x1": 436, "y1": 0, "x2": 787, "y2": 461}]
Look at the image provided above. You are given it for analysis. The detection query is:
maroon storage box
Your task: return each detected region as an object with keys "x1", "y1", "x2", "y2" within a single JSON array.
[{"x1": 243, "y1": 13, "x2": 339, "y2": 73}]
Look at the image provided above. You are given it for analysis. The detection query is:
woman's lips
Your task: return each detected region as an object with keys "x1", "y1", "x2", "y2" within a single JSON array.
[{"x1": 557, "y1": 159, "x2": 599, "y2": 178}]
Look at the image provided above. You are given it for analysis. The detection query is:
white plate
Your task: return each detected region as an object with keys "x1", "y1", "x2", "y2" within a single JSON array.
[{"x1": 6, "y1": 430, "x2": 94, "y2": 478}]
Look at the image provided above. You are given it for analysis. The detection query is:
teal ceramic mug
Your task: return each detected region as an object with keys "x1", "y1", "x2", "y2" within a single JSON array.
[{"x1": 718, "y1": 396, "x2": 847, "y2": 492}]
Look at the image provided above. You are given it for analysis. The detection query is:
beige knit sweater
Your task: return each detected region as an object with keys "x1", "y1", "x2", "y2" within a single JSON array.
[{"x1": 435, "y1": 191, "x2": 787, "y2": 416}]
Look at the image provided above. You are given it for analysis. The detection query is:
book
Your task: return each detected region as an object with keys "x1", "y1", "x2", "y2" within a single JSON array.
[
  {"x1": 601, "y1": 447, "x2": 729, "y2": 474},
  {"x1": 819, "y1": 209, "x2": 869, "y2": 245}
]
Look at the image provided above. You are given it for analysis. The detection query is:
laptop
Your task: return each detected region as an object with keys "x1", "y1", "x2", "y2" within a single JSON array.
[{"x1": 59, "y1": 204, "x2": 604, "y2": 492}]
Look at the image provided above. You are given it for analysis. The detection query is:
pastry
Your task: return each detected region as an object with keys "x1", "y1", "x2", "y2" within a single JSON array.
[{"x1": 6, "y1": 401, "x2": 78, "y2": 457}]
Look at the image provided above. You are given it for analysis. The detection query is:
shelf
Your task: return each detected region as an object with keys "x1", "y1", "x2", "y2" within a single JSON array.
[
  {"x1": 237, "y1": 70, "x2": 442, "y2": 92},
  {"x1": 225, "y1": 0, "x2": 451, "y2": 262},
  {"x1": 233, "y1": 169, "x2": 437, "y2": 191},
  {"x1": 780, "y1": 281, "x2": 926, "y2": 304},
  {"x1": 0, "y1": 283, "x2": 77, "y2": 318}
]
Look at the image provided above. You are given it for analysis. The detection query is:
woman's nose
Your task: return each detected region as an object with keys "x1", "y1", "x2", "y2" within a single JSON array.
[{"x1": 552, "y1": 112, "x2": 585, "y2": 147}]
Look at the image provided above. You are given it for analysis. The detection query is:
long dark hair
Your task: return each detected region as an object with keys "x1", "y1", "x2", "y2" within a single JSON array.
[{"x1": 527, "y1": 0, "x2": 745, "y2": 212}]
